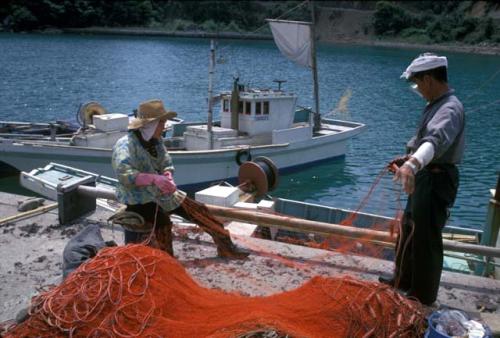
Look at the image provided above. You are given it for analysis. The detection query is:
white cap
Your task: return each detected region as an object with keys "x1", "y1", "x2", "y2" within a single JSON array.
[{"x1": 401, "y1": 53, "x2": 448, "y2": 80}]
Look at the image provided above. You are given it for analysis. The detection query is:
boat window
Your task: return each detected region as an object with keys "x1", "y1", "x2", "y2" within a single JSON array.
[
  {"x1": 263, "y1": 101, "x2": 269, "y2": 115},
  {"x1": 245, "y1": 101, "x2": 251, "y2": 115},
  {"x1": 256, "y1": 101, "x2": 262, "y2": 115},
  {"x1": 238, "y1": 101, "x2": 243, "y2": 114},
  {"x1": 223, "y1": 99, "x2": 229, "y2": 112}
]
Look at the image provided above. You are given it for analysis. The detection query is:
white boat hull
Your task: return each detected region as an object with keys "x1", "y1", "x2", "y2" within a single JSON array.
[{"x1": 0, "y1": 120, "x2": 364, "y2": 190}]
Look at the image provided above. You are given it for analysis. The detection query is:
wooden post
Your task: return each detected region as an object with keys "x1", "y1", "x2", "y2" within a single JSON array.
[
  {"x1": 310, "y1": 1, "x2": 321, "y2": 133},
  {"x1": 476, "y1": 171, "x2": 500, "y2": 275},
  {"x1": 207, "y1": 39, "x2": 215, "y2": 149}
]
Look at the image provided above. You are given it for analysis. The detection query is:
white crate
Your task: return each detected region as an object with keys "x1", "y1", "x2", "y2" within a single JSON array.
[
  {"x1": 195, "y1": 185, "x2": 240, "y2": 207},
  {"x1": 93, "y1": 114, "x2": 129, "y2": 132},
  {"x1": 257, "y1": 199, "x2": 275, "y2": 211}
]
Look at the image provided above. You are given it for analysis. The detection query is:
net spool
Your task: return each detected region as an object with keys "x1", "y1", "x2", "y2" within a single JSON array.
[
  {"x1": 78, "y1": 101, "x2": 107, "y2": 127},
  {"x1": 238, "y1": 156, "x2": 279, "y2": 197}
]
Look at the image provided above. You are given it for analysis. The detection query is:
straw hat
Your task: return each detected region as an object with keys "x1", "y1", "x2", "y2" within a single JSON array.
[{"x1": 128, "y1": 99, "x2": 177, "y2": 130}]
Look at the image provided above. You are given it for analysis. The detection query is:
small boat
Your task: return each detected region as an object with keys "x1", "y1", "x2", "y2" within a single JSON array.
[
  {"x1": 0, "y1": 16, "x2": 365, "y2": 190},
  {"x1": 19, "y1": 161, "x2": 499, "y2": 278}
]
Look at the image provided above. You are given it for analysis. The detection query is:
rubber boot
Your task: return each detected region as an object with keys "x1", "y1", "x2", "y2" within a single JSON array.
[
  {"x1": 215, "y1": 237, "x2": 249, "y2": 260},
  {"x1": 124, "y1": 229, "x2": 151, "y2": 245},
  {"x1": 175, "y1": 197, "x2": 249, "y2": 259},
  {"x1": 378, "y1": 275, "x2": 410, "y2": 292}
]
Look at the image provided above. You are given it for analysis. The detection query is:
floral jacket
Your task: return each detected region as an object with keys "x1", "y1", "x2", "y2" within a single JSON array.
[{"x1": 111, "y1": 132, "x2": 186, "y2": 212}]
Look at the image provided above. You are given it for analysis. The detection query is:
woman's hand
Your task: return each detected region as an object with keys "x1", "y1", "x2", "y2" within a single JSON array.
[{"x1": 135, "y1": 173, "x2": 176, "y2": 194}]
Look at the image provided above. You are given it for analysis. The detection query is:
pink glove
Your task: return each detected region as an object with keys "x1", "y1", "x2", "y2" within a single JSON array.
[
  {"x1": 164, "y1": 171, "x2": 173, "y2": 180},
  {"x1": 135, "y1": 173, "x2": 176, "y2": 194},
  {"x1": 163, "y1": 171, "x2": 177, "y2": 193}
]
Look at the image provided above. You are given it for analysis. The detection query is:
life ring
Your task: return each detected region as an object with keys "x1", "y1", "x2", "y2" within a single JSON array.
[{"x1": 235, "y1": 148, "x2": 252, "y2": 166}]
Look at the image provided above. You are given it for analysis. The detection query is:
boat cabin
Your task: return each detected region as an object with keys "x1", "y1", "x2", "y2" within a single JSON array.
[
  {"x1": 182, "y1": 84, "x2": 313, "y2": 151},
  {"x1": 220, "y1": 89, "x2": 297, "y2": 136}
]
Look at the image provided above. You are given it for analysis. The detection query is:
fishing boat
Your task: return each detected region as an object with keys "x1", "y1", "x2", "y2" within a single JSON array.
[
  {"x1": 0, "y1": 16, "x2": 365, "y2": 190},
  {"x1": 19, "y1": 161, "x2": 500, "y2": 279}
]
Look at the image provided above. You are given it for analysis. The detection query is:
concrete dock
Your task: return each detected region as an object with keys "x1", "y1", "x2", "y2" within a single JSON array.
[{"x1": 0, "y1": 190, "x2": 499, "y2": 335}]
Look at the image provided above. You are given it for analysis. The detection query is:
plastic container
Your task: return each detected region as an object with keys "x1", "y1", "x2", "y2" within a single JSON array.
[{"x1": 425, "y1": 311, "x2": 493, "y2": 338}]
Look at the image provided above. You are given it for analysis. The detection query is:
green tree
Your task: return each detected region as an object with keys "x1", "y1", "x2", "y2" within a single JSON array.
[
  {"x1": 373, "y1": 1, "x2": 413, "y2": 35},
  {"x1": 10, "y1": 5, "x2": 38, "y2": 31},
  {"x1": 106, "y1": 1, "x2": 153, "y2": 26}
]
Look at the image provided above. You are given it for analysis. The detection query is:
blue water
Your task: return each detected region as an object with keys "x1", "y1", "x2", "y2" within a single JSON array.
[{"x1": 0, "y1": 33, "x2": 499, "y2": 230}]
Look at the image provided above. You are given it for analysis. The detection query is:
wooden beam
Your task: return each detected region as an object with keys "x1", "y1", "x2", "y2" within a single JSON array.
[
  {"x1": 207, "y1": 205, "x2": 500, "y2": 258},
  {"x1": 0, "y1": 203, "x2": 58, "y2": 226}
]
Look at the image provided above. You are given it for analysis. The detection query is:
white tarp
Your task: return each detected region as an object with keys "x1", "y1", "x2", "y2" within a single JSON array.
[{"x1": 269, "y1": 20, "x2": 312, "y2": 68}]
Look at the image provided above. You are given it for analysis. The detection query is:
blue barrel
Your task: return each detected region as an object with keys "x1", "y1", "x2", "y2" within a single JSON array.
[{"x1": 425, "y1": 312, "x2": 492, "y2": 338}]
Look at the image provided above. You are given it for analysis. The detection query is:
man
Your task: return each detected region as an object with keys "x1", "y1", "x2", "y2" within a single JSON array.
[
  {"x1": 380, "y1": 53, "x2": 465, "y2": 306},
  {"x1": 111, "y1": 99, "x2": 249, "y2": 259}
]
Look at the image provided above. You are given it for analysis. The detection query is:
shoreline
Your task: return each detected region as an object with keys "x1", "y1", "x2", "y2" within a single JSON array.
[
  {"x1": 57, "y1": 27, "x2": 500, "y2": 56},
  {"x1": 62, "y1": 27, "x2": 272, "y2": 41},
  {"x1": 3, "y1": 26, "x2": 500, "y2": 56},
  {"x1": 325, "y1": 37, "x2": 500, "y2": 56}
]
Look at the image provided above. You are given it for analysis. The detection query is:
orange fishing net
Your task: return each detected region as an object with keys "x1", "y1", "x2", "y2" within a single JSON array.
[
  {"x1": 263, "y1": 167, "x2": 404, "y2": 261},
  {"x1": 5, "y1": 244, "x2": 425, "y2": 338}
]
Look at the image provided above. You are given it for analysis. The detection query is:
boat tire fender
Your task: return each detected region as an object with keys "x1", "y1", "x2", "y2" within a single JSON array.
[{"x1": 235, "y1": 149, "x2": 252, "y2": 166}]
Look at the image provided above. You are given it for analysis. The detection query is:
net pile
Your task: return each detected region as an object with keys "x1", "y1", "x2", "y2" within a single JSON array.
[{"x1": 5, "y1": 244, "x2": 425, "y2": 338}]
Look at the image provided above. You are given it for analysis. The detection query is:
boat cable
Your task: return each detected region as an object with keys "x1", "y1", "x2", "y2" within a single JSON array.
[
  {"x1": 215, "y1": 0, "x2": 309, "y2": 66},
  {"x1": 464, "y1": 67, "x2": 500, "y2": 103},
  {"x1": 464, "y1": 98, "x2": 500, "y2": 114}
]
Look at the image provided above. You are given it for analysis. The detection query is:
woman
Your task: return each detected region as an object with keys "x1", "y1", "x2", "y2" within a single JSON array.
[{"x1": 111, "y1": 99, "x2": 248, "y2": 259}]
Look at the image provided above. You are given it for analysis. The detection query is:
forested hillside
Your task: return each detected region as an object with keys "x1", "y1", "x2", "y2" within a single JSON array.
[
  {"x1": 373, "y1": 1, "x2": 500, "y2": 44},
  {"x1": 0, "y1": 1, "x2": 308, "y2": 33},
  {"x1": 1, "y1": 1, "x2": 499, "y2": 45}
]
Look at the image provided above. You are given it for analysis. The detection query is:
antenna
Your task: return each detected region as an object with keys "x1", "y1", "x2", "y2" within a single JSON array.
[{"x1": 273, "y1": 79, "x2": 287, "y2": 91}]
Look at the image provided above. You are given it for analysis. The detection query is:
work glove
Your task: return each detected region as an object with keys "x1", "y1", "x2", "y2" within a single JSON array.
[
  {"x1": 387, "y1": 155, "x2": 410, "y2": 173},
  {"x1": 163, "y1": 171, "x2": 173, "y2": 180},
  {"x1": 163, "y1": 171, "x2": 177, "y2": 189},
  {"x1": 135, "y1": 173, "x2": 176, "y2": 195}
]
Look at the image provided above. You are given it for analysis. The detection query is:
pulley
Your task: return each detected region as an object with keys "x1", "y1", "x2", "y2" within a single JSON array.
[
  {"x1": 78, "y1": 102, "x2": 107, "y2": 127},
  {"x1": 238, "y1": 156, "x2": 279, "y2": 198}
]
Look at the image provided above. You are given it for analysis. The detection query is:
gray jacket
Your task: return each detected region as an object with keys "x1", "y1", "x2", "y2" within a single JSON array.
[{"x1": 407, "y1": 90, "x2": 465, "y2": 164}]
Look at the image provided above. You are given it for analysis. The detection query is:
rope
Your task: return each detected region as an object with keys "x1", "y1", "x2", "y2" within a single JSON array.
[
  {"x1": 464, "y1": 98, "x2": 500, "y2": 114},
  {"x1": 464, "y1": 67, "x2": 500, "y2": 102},
  {"x1": 215, "y1": 0, "x2": 309, "y2": 76},
  {"x1": 221, "y1": 0, "x2": 308, "y2": 48}
]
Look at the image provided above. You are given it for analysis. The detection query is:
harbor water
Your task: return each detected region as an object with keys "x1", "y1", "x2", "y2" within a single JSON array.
[{"x1": 0, "y1": 33, "x2": 499, "y2": 230}]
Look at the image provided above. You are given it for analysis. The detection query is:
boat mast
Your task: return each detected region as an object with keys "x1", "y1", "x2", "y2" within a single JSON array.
[
  {"x1": 310, "y1": 1, "x2": 321, "y2": 132},
  {"x1": 207, "y1": 39, "x2": 215, "y2": 149}
]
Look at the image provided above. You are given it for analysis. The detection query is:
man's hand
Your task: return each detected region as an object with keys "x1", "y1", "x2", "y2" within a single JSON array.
[
  {"x1": 387, "y1": 155, "x2": 410, "y2": 173},
  {"x1": 394, "y1": 165, "x2": 415, "y2": 194},
  {"x1": 393, "y1": 158, "x2": 420, "y2": 195}
]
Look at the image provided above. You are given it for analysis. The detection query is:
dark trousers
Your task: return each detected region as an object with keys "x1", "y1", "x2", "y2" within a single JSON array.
[
  {"x1": 124, "y1": 202, "x2": 173, "y2": 253},
  {"x1": 124, "y1": 199, "x2": 232, "y2": 255},
  {"x1": 394, "y1": 164, "x2": 459, "y2": 305}
]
